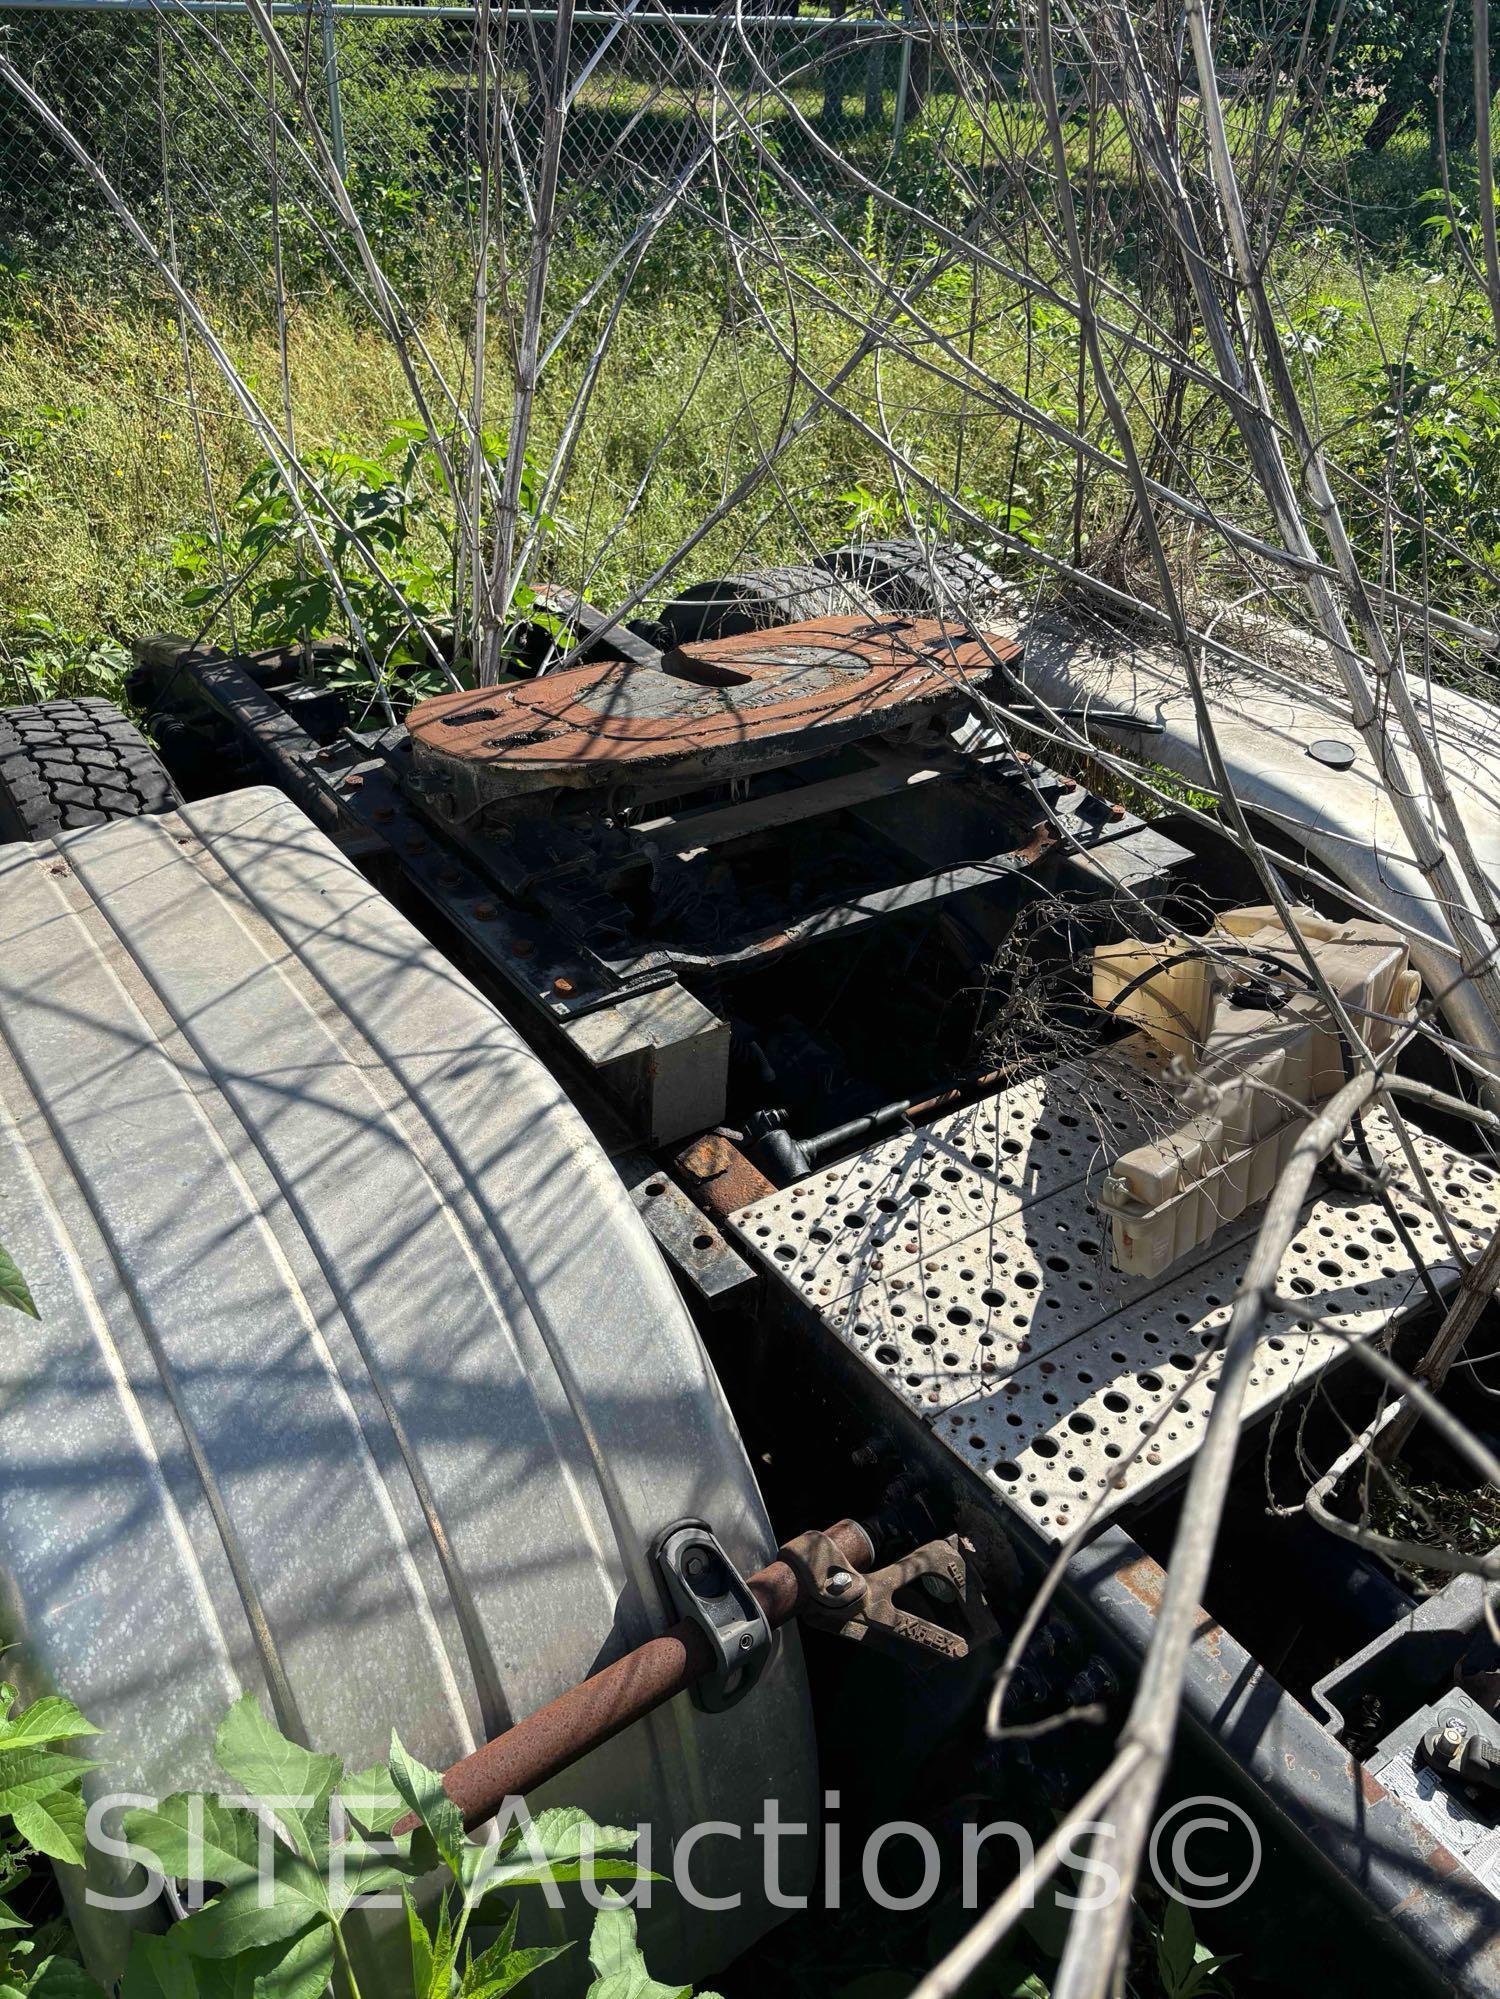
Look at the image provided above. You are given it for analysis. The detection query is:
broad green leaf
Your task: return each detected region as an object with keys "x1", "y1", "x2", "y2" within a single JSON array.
[
  {"x1": 1176, "y1": 1953, "x2": 1235, "y2": 1999},
  {"x1": 188, "y1": 1961, "x2": 265, "y2": 1999},
  {"x1": 498, "y1": 1808, "x2": 636, "y2": 1863},
  {"x1": 0, "y1": 1249, "x2": 37, "y2": 1319},
  {"x1": 328, "y1": 1763, "x2": 421, "y2": 1911},
  {"x1": 121, "y1": 1933, "x2": 199, "y2": 1999},
  {"x1": 1157, "y1": 1897, "x2": 1198, "y2": 1994},
  {"x1": 214, "y1": 1699, "x2": 341, "y2": 1827},
  {"x1": 422, "y1": 1893, "x2": 455, "y2": 1999},
  {"x1": 0, "y1": 1700, "x2": 99, "y2": 1752},
  {"x1": 477, "y1": 1900, "x2": 519, "y2": 1960},
  {"x1": 173, "y1": 1852, "x2": 328, "y2": 1960},
  {"x1": 584, "y1": 1890, "x2": 712, "y2": 1999},
  {"x1": 174, "y1": 1889, "x2": 319, "y2": 1964},
  {"x1": 0, "y1": 1751, "x2": 98, "y2": 1815},
  {"x1": 0, "y1": 1903, "x2": 24, "y2": 1935},
  {"x1": 122, "y1": 1795, "x2": 265, "y2": 1887},
  {"x1": 241, "y1": 1921, "x2": 335, "y2": 1999},
  {"x1": 124, "y1": 1924, "x2": 333, "y2": 1999},
  {"x1": 461, "y1": 1944, "x2": 570, "y2": 1998},
  {"x1": 387, "y1": 1735, "x2": 464, "y2": 1879},
  {"x1": 25, "y1": 1960, "x2": 108, "y2": 1997},
  {"x1": 324, "y1": 1825, "x2": 410, "y2": 1915},
  {"x1": 474, "y1": 1859, "x2": 654, "y2": 1905},
  {"x1": 341, "y1": 1765, "x2": 406, "y2": 1839},
  {"x1": 402, "y1": 1888, "x2": 433, "y2": 1997},
  {"x1": 460, "y1": 1908, "x2": 568, "y2": 1998},
  {"x1": 472, "y1": 1803, "x2": 645, "y2": 1896},
  {"x1": 12, "y1": 1785, "x2": 88, "y2": 1866}
]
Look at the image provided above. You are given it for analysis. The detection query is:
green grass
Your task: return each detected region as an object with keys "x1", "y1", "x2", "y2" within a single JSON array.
[
  {"x1": 0, "y1": 236, "x2": 1075, "y2": 685},
  {"x1": 0, "y1": 80, "x2": 1494, "y2": 706}
]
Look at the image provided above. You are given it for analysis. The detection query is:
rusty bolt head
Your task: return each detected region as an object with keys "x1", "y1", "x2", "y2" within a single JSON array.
[
  {"x1": 342, "y1": 771, "x2": 364, "y2": 789},
  {"x1": 553, "y1": 976, "x2": 575, "y2": 996},
  {"x1": 823, "y1": 1569, "x2": 857, "y2": 1599},
  {"x1": 473, "y1": 901, "x2": 498, "y2": 921},
  {"x1": 438, "y1": 866, "x2": 462, "y2": 888},
  {"x1": 510, "y1": 939, "x2": 534, "y2": 959},
  {"x1": 405, "y1": 834, "x2": 427, "y2": 854},
  {"x1": 372, "y1": 803, "x2": 394, "y2": 823}
]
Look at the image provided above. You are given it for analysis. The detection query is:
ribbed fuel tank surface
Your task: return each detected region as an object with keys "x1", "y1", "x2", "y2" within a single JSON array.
[{"x1": 0, "y1": 786, "x2": 814, "y2": 1981}]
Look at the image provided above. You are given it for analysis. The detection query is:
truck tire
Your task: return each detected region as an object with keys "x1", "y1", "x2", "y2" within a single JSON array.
[
  {"x1": 816, "y1": 537, "x2": 1014, "y2": 619},
  {"x1": 0, "y1": 698, "x2": 180, "y2": 843},
  {"x1": 661, "y1": 562, "x2": 879, "y2": 645}
]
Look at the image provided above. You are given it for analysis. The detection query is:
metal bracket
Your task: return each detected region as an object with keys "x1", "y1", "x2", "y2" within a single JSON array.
[
  {"x1": 530, "y1": 583, "x2": 666, "y2": 671},
  {"x1": 780, "y1": 1528, "x2": 997, "y2": 1662},
  {"x1": 653, "y1": 1520, "x2": 772, "y2": 1713},
  {"x1": 1418, "y1": 1711, "x2": 1500, "y2": 1797},
  {"x1": 623, "y1": 1156, "x2": 755, "y2": 1306}
]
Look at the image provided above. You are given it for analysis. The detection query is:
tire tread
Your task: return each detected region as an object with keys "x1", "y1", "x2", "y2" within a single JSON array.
[{"x1": 0, "y1": 698, "x2": 180, "y2": 843}]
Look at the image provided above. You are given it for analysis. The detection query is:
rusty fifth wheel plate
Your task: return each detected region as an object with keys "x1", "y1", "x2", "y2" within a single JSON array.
[{"x1": 408, "y1": 616, "x2": 1019, "y2": 799}]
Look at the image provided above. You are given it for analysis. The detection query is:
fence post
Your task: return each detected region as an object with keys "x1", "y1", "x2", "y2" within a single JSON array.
[
  {"x1": 864, "y1": 11, "x2": 886, "y2": 124},
  {"x1": 317, "y1": 0, "x2": 349, "y2": 183},
  {"x1": 891, "y1": 0, "x2": 913, "y2": 151}
]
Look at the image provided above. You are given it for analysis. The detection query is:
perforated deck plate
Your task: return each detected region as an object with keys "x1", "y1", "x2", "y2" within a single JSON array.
[{"x1": 728, "y1": 1055, "x2": 1500, "y2": 1542}]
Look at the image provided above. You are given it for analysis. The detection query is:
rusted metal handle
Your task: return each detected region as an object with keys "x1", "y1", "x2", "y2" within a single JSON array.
[{"x1": 413, "y1": 1517, "x2": 875, "y2": 1833}]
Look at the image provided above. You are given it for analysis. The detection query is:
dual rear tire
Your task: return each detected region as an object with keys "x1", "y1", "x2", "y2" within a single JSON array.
[
  {"x1": 659, "y1": 542, "x2": 1012, "y2": 646},
  {"x1": 0, "y1": 697, "x2": 179, "y2": 843}
]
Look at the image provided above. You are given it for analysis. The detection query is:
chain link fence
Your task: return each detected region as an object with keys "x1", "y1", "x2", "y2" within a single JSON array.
[{"x1": 0, "y1": 1, "x2": 963, "y2": 293}]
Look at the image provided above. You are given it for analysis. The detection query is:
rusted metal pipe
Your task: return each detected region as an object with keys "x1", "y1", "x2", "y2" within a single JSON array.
[
  {"x1": 672, "y1": 1131, "x2": 776, "y2": 1219},
  {"x1": 905, "y1": 1069, "x2": 1004, "y2": 1124},
  {"x1": 414, "y1": 1517, "x2": 875, "y2": 1832}
]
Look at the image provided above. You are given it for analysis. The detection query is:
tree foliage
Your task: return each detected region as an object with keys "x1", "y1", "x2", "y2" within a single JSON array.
[{"x1": 1222, "y1": 0, "x2": 1479, "y2": 153}]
